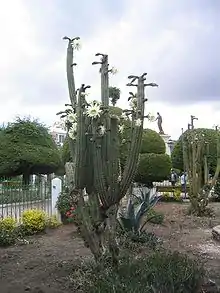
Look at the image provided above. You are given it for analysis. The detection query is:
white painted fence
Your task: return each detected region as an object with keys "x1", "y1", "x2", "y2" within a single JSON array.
[{"x1": 0, "y1": 178, "x2": 62, "y2": 222}]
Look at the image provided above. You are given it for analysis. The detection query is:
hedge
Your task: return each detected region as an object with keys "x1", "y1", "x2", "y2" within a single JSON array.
[{"x1": 135, "y1": 153, "x2": 172, "y2": 186}]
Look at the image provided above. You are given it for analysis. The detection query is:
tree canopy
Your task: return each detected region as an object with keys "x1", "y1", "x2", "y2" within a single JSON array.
[
  {"x1": 0, "y1": 118, "x2": 61, "y2": 180},
  {"x1": 171, "y1": 128, "x2": 220, "y2": 174},
  {"x1": 109, "y1": 86, "x2": 120, "y2": 106}
]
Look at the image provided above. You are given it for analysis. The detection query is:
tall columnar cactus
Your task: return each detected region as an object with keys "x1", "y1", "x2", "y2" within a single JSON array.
[
  {"x1": 183, "y1": 130, "x2": 220, "y2": 215},
  {"x1": 60, "y1": 36, "x2": 158, "y2": 261}
]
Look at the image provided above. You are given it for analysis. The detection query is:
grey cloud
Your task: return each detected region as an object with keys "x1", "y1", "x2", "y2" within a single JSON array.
[
  {"x1": 3, "y1": 0, "x2": 219, "y2": 107},
  {"x1": 145, "y1": 2, "x2": 220, "y2": 104}
]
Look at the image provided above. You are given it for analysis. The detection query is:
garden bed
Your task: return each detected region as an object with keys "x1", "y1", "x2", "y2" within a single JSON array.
[{"x1": 0, "y1": 202, "x2": 220, "y2": 292}]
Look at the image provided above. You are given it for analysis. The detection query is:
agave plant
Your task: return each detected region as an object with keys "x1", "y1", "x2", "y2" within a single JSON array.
[{"x1": 118, "y1": 187, "x2": 161, "y2": 235}]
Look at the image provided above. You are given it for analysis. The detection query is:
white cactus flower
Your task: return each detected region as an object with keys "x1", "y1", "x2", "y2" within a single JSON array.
[
  {"x1": 119, "y1": 125, "x2": 124, "y2": 133},
  {"x1": 98, "y1": 125, "x2": 106, "y2": 136},
  {"x1": 68, "y1": 123, "x2": 77, "y2": 140},
  {"x1": 135, "y1": 118, "x2": 142, "y2": 127},
  {"x1": 66, "y1": 113, "x2": 77, "y2": 123},
  {"x1": 129, "y1": 98, "x2": 137, "y2": 109},
  {"x1": 86, "y1": 103, "x2": 102, "y2": 118},
  {"x1": 110, "y1": 67, "x2": 118, "y2": 75},
  {"x1": 81, "y1": 92, "x2": 89, "y2": 97},
  {"x1": 121, "y1": 112, "x2": 128, "y2": 120},
  {"x1": 71, "y1": 122, "x2": 77, "y2": 132},
  {"x1": 71, "y1": 40, "x2": 81, "y2": 50},
  {"x1": 147, "y1": 112, "x2": 156, "y2": 122}
]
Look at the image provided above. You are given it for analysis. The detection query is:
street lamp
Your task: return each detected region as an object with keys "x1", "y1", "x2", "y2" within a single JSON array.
[
  {"x1": 168, "y1": 139, "x2": 174, "y2": 155},
  {"x1": 181, "y1": 127, "x2": 187, "y2": 198},
  {"x1": 190, "y1": 115, "x2": 198, "y2": 129},
  {"x1": 213, "y1": 125, "x2": 219, "y2": 131}
]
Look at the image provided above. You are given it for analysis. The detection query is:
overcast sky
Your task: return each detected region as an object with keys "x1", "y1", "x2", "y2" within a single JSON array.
[{"x1": 0, "y1": 0, "x2": 219, "y2": 139}]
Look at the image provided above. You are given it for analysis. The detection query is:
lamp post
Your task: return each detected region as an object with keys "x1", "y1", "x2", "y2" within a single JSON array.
[
  {"x1": 181, "y1": 127, "x2": 187, "y2": 198},
  {"x1": 190, "y1": 115, "x2": 198, "y2": 129},
  {"x1": 214, "y1": 125, "x2": 219, "y2": 131},
  {"x1": 167, "y1": 139, "x2": 174, "y2": 155}
]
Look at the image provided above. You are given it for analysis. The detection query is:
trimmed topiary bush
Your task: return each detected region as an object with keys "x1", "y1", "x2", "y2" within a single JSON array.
[
  {"x1": 135, "y1": 153, "x2": 172, "y2": 186},
  {"x1": 140, "y1": 129, "x2": 165, "y2": 154},
  {"x1": 0, "y1": 118, "x2": 62, "y2": 184}
]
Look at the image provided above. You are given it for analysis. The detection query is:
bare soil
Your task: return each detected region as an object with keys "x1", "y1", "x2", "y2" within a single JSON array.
[{"x1": 0, "y1": 202, "x2": 220, "y2": 293}]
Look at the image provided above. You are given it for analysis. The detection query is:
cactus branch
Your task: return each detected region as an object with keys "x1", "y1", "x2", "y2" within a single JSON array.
[{"x1": 64, "y1": 36, "x2": 80, "y2": 109}]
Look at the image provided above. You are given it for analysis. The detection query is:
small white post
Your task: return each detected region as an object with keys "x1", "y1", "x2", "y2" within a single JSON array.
[{"x1": 51, "y1": 177, "x2": 62, "y2": 222}]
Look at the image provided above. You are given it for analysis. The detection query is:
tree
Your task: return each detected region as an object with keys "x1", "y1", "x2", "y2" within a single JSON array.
[
  {"x1": 0, "y1": 118, "x2": 61, "y2": 184},
  {"x1": 172, "y1": 128, "x2": 220, "y2": 175},
  {"x1": 109, "y1": 86, "x2": 120, "y2": 106},
  {"x1": 135, "y1": 129, "x2": 171, "y2": 186}
]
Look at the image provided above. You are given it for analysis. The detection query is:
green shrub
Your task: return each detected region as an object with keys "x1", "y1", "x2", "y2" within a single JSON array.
[
  {"x1": 47, "y1": 215, "x2": 62, "y2": 229},
  {"x1": 160, "y1": 191, "x2": 183, "y2": 202},
  {"x1": 140, "y1": 129, "x2": 165, "y2": 154},
  {"x1": 56, "y1": 189, "x2": 78, "y2": 224},
  {"x1": 135, "y1": 153, "x2": 172, "y2": 186},
  {"x1": 156, "y1": 185, "x2": 189, "y2": 192},
  {"x1": 22, "y1": 209, "x2": 47, "y2": 234},
  {"x1": 78, "y1": 250, "x2": 204, "y2": 293},
  {"x1": 0, "y1": 217, "x2": 17, "y2": 247},
  {"x1": 0, "y1": 217, "x2": 16, "y2": 231}
]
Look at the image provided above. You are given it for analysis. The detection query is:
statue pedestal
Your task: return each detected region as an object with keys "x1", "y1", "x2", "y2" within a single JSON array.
[{"x1": 160, "y1": 134, "x2": 171, "y2": 156}]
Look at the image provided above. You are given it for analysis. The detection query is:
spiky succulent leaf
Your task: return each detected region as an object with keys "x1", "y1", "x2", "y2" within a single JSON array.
[
  {"x1": 118, "y1": 217, "x2": 133, "y2": 232},
  {"x1": 126, "y1": 198, "x2": 135, "y2": 219}
]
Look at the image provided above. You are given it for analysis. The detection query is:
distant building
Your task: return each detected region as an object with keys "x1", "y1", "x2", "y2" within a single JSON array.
[{"x1": 49, "y1": 121, "x2": 66, "y2": 147}]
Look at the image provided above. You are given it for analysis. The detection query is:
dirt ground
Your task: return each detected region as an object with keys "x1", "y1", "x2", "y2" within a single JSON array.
[{"x1": 0, "y1": 202, "x2": 220, "y2": 293}]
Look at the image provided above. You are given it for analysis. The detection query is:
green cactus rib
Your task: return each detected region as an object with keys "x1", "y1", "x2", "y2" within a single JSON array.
[
  {"x1": 100, "y1": 54, "x2": 111, "y2": 186},
  {"x1": 74, "y1": 87, "x2": 87, "y2": 189},
  {"x1": 68, "y1": 134, "x2": 76, "y2": 163},
  {"x1": 107, "y1": 117, "x2": 120, "y2": 202},
  {"x1": 92, "y1": 121, "x2": 108, "y2": 207},
  {"x1": 120, "y1": 123, "x2": 143, "y2": 197},
  {"x1": 84, "y1": 121, "x2": 95, "y2": 194},
  {"x1": 66, "y1": 39, "x2": 77, "y2": 109},
  {"x1": 120, "y1": 77, "x2": 145, "y2": 197},
  {"x1": 100, "y1": 54, "x2": 109, "y2": 107}
]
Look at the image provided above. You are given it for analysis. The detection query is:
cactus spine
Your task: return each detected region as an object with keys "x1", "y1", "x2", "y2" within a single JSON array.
[{"x1": 62, "y1": 36, "x2": 158, "y2": 261}]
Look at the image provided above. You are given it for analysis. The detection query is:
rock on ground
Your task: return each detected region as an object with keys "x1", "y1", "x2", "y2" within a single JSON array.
[{"x1": 212, "y1": 225, "x2": 220, "y2": 242}]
